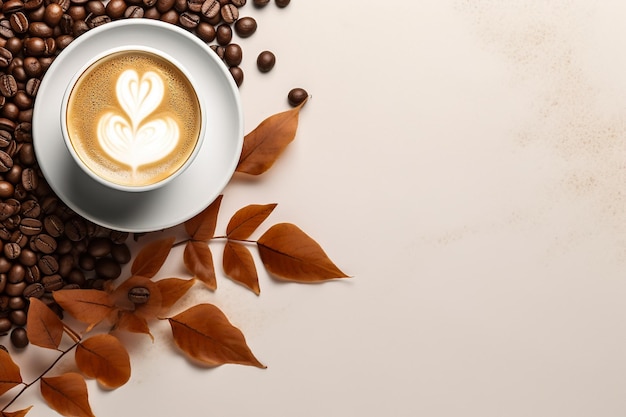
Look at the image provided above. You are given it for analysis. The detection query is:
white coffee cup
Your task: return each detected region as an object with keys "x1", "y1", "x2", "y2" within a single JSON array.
[{"x1": 60, "y1": 45, "x2": 207, "y2": 193}]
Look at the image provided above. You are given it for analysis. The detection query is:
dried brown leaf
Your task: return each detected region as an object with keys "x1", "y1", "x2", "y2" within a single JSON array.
[
  {"x1": 184, "y1": 195, "x2": 223, "y2": 240},
  {"x1": 114, "y1": 311, "x2": 152, "y2": 341},
  {"x1": 226, "y1": 204, "x2": 277, "y2": 240},
  {"x1": 75, "y1": 334, "x2": 131, "y2": 389},
  {"x1": 2, "y1": 406, "x2": 32, "y2": 417},
  {"x1": 257, "y1": 223, "x2": 349, "y2": 282},
  {"x1": 110, "y1": 276, "x2": 162, "y2": 320},
  {"x1": 53, "y1": 289, "x2": 116, "y2": 332},
  {"x1": 168, "y1": 303, "x2": 265, "y2": 368},
  {"x1": 0, "y1": 350, "x2": 22, "y2": 396},
  {"x1": 236, "y1": 101, "x2": 305, "y2": 175},
  {"x1": 184, "y1": 241, "x2": 216, "y2": 290},
  {"x1": 223, "y1": 241, "x2": 260, "y2": 295},
  {"x1": 156, "y1": 278, "x2": 195, "y2": 311},
  {"x1": 40, "y1": 373, "x2": 95, "y2": 417},
  {"x1": 130, "y1": 236, "x2": 175, "y2": 278},
  {"x1": 26, "y1": 298, "x2": 64, "y2": 350}
]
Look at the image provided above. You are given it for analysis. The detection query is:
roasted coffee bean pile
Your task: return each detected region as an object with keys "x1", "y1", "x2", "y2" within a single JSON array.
[{"x1": 0, "y1": 0, "x2": 300, "y2": 349}]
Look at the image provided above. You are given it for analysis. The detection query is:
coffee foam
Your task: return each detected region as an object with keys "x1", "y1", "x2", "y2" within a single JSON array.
[{"x1": 66, "y1": 51, "x2": 201, "y2": 188}]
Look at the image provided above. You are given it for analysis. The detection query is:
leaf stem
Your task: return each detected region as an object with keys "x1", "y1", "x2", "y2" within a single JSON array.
[{"x1": 1, "y1": 341, "x2": 80, "y2": 412}]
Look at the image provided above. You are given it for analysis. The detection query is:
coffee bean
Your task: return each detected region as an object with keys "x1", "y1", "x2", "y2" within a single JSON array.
[
  {"x1": 196, "y1": 22, "x2": 215, "y2": 42},
  {"x1": 7, "y1": 265, "x2": 23, "y2": 286},
  {"x1": 95, "y1": 256, "x2": 121, "y2": 280},
  {"x1": 220, "y1": 3, "x2": 237, "y2": 23},
  {"x1": 4, "y1": 37, "x2": 22, "y2": 55},
  {"x1": 14, "y1": 122, "x2": 31, "y2": 142},
  {"x1": 224, "y1": 43, "x2": 242, "y2": 66},
  {"x1": 78, "y1": 253, "x2": 94, "y2": 270},
  {"x1": 9, "y1": 309, "x2": 26, "y2": 325},
  {"x1": 10, "y1": 230, "x2": 27, "y2": 247},
  {"x1": 43, "y1": 2, "x2": 63, "y2": 25},
  {"x1": 234, "y1": 16, "x2": 256, "y2": 37},
  {"x1": 13, "y1": 91, "x2": 32, "y2": 110},
  {"x1": 159, "y1": 9, "x2": 178, "y2": 23},
  {"x1": 210, "y1": 44, "x2": 224, "y2": 59},
  {"x1": 123, "y1": 5, "x2": 143, "y2": 18},
  {"x1": 86, "y1": 0, "x2": 105, "y2": 15},
  {"x1": 178, "y1": 11, "x2": 198, "y2": 28},
  {"x1": 38, "y1": 254, "x2": 58, "y2": 274},
  {"x1": 3, "y1": 242, "x2": 20, "y2": 259},
  {"x1": 0, "y1": 74, "x2": 17, "y2": 97},
  {"x1": 287, "y1": 87, "x2": 308, "y2": 107},
  {"x1": 33, "y1": 233, "x2": 56, "y2": 253},
  {"x1": 23, "y1": 37, "x2": 44, "y2": 56},
  {"x1": 72, "y1": 20, "x2": 89, "y2": 37},
  {"x1": 28, "y1": 21, "x2": 53, "y2": 37},
  {"x1": 256, "y1": 50, "x2": 275, "y2": 72},
  {"x1": 0, "y1": 150, "x2": 13, "y2": 172},
  {"x1": 156, "y1": 0, "x2": 175, "y2": 13},
  {"x1": 231, "y1": 0, "x2": 246, "y2": 6},
  {"x1": 0, "y1": 258, "x2": 10, "y2": 274},
  {"x1": 0, "y1": 181, "x2": 13, "y2": 198},
  {"x1": 229, "y1": 66, "x2": 243, "y2": 87},
  {"x1": 128, "y1": 286, "x2": 150, "y2": 304},
  {"x1": 0, "y1": 130, "x2": 11, "y2": 147},
  {"x1": 187, "y1": 0, "x2": 202, "y2": 12},
  {"x1": 216, "y1": 23, "x2": 231, "y2": 45},
  {"x1": 10, "y1": 326, "x2": 27, "y2": 348},
  {"x1": 200, "y1": 0, "x2": 219, "y2": 18},
  {"x1": 21, "y1": 199, "x2": 40, "y2": 218},
  {"x1": 43, "y1": 214, "x2": 63, "y2": 237},
  {"x1": 2, "y1": 0, "x2": 24, "y2": 14},
  {"x1": 68, "y1": 6, "x2": 87, "y2": 20},
  {"x1": 87, "y1": 237, "x2": 112, "y2": 257},
  {"x1": 23, "y1": 282, "x2": 43, "y2": 298},
  {"x1": 22, "y1": 57, "x2": 42, "y2": 78},
  {"x1": 5, "y1": 281, "x2": 25, "y2": 296},
  {"x1": 8, "y1": 296, "x2": 24, "y2": 310},
  {"x1": 9, "y1": 12, "x2": 28, "y2": 34},
  {"x1": 19, "y1": 217, "x2": 41, "y2": 235},
  {"x1": 253, "y1": 0, "x2": 269, "y2": 6},
  {"x1": 28, "y1": 5, "x2": 46, "y2": 22},
  {"x1": 0, "y1": 47, "x2": 13, "y2": 67},
  {"x1": 105, "y1": 0, "x2": 126, "y2": 18},
  {"x1": 0, "y1": 21, "x2": 15, "y2": 39},
  {"x1": 111, "y1": 243, "x2": 131, "y2": 264},
  {"x1": 64, "y1": 217, "x2": 86, "y2": 241},
  {"x1": 18, "y1": 143, "x2": 34, "y2": 165},
  {"x1": 24, "y1": 0, "x2": 42, "y2": 10},
  {"x1": 174, "y1": 0, "x2": 186, "y2": 12},
  {"x1": 0, "y1": 317, "x2": 11, "y2": 333},
  {"x1": 275, "y1": 0, "x2": 289, "y2": 7},
  {"x1": 51, "y1": 0, "x2": 70, "y2": 12},
  {"x1": 144, "y1": 6, "x2": 160, "y2": 18},
  {"x1": 24, "y1": 265, "x2": 39, "y2": 283},
  {"x1": 87, "y1": 14, "x2": 111, "y2": 27},
  {"x1": 66, "y1": 268, "x2": 85, "y2": 286},
  {"x1": 41, "y1": 273, "x2": 63, "y2": 291},
  {"x1": 144, "y1": 0, "x2": 158, "y2": 8},
  {"x1": 55, "y1": 34, "x2": 73, "y2": 50}
]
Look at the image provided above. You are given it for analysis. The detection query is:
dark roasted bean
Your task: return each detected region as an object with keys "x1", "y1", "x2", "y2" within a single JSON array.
[
  {"x1": 216, "y1": 23, "x2": 231, "y2": 45},
  {"x1": 200, "y1": 0, "x2": 219, "y2": 18},
  {"x1": 19, "y1": 217, "x2": 41, "y2": 235},
  {"x1": 9, "y1": 11, "x2": 28, "y2": 34},
  {"x1": 21, "y1": 199, "x2": 40, "y2": 218},
  {"x1": 234, "y1": 16, "x2": 256, "y2": 37},
  {"x1": 3, "y1": 242, "x2": 20, "y2": 259},
  {"x1": 0, "y1": 47, "x2": 12, "y2": 67},
  {"x1": 32, "y1": 233, "x2": 55, "y2": 253},
  {"x1": 224, "y1": 43, "x2": 242, "y2": 66},
  {"x1": 253, "y1": 0, "x2": 269, "y2": 5},
  {"x1": 111, "y1": 243, "x2": 131, "y2": 264},
  {"x1": 0, "y1": 150, "x2": 12, "y2": 172},
  {"x1": 38, "y1": 254, "x2": 58, "y2": 274},
  {"x1": 220, "y1": 3, "x2": 237, "y2": 23},
  {"x1": 123, "y1": 5, "x2": 143, "y2": 18},
  {"x1": 288, "y1": 87, "x2": 308, "y2": 107},
  {"x1": 7, "y1": 264, "x2": 23, "y2": 283},
  {"x1": 0, "y1": 181, "x2": 13, "y2": 198},
  {"x1": 257, "y1": 50, "x2": 275, "y2": 72},
  {"x1": 179, "y1": 10, "x2": 198, "y2": 28},
  {"x1": 95, "y1": 257, "x2": 121, "y2": 280},
  {"x1": 10, "y1": 326, "x2": 28, "y2": 348},
  {"x1": 105, "y1": 0, "x2": 126, "y2": 17},
  {"x1": 128, "y1": 286, "x2": 150, "y2": 304},
  {"x1": 23, "y1": 282, "x2": 43, "y2": 298},
  {"x1": 229, "y1": 66, "x2": 243, "y2": 87},
  {"x1": 41, "y1": 273, "x2": 63, "y2": 291},
  {"x1": 275, "y1": 0, "x2": 289, "y2": 7}
]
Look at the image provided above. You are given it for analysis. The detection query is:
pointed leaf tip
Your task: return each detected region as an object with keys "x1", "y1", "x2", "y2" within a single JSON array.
[
  {"x1": 41, "y1": 373, "x2": 95, "y2": 417},
  {"x1": 130, "y1": 236, "x2": 175, "y2": 278}
]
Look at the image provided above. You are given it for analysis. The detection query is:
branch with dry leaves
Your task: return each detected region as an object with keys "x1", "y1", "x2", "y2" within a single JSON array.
[{"x1": 0, "y1": 97, "x2": 350, "y2": 417}]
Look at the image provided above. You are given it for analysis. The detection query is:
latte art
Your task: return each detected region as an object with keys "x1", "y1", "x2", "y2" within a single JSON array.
[
  {"x1": 65, "y1": 50, "x2": 202, "y2": 188},
  {"x1": 97, "y1": 70, "x2": 180, "y2": 174}
]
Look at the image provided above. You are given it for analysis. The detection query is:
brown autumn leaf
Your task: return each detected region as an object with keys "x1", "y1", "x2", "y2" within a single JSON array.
[
  {"x1": 156, "y1": 278, "x2": 195, "y2": 311},
  {"x1": 114, "y1": 311, "x2": 152, "y2": 341},
  {"x1": 53, "y1": 289, "x2": 116, "y2": 332},
  {"x1": 0, "y1": 350, "x2": 22, "y2": 396},
  {"x1": 26, "y1": 298, "x2": 64, "y2": 350},
  {"x1": 184, "y1": 194, "x2": 223, "y2": 240},
  {"x1": 41, "y1": 373, "x2": 95, "y2": 417},
  {"x1": 236, "y1": 100, "x2": 306, "y2": 175},
  {"x1": 168, "y1": 303, "x2": 265, "y2": 368},
  {"x1": 223, "y1": 241, "x2": 260, "y2": 295},
  {"x1": 257, "y1": 223, "x2": 349, "y2": 282},
  {"x1": 130, "y1": 236, "x2": 175, "y2": 278},
  {"x1": 184, "y1": 241, "x2": 216, "y2": 290},
  {"x1": 2, "y1": 406, "x2": 32, "y2": 417},
  {"x1": 75, "y1": 334, "x2": 131, "y2": 389},
  {"x1": 226, "y1": 203, "x2": 277, "y2": 240}
]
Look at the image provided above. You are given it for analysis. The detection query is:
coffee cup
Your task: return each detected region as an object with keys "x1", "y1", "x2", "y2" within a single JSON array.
[{"x1": 60, "y1": 45, "x2": 206, "y2": 193}]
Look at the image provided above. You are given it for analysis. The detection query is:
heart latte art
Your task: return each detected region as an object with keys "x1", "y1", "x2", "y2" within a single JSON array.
[{"x1": 65, "y1": 50, "x2": 202, "y2": 188}]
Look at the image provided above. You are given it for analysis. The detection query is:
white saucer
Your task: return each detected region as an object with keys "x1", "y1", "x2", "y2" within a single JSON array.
[{"x1": 32, "y1": 20, "x2": 243, "y2": 232}]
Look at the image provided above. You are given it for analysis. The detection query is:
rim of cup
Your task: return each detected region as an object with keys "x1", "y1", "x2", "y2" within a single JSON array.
[{"x1": 60, "y1": 45, "x2": 207, "y2": 193}]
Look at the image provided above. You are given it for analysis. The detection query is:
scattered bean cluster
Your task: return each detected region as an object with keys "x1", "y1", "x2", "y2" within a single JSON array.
[{"x1": 0, "y1": 0, "x2": 304, "y2": 349}]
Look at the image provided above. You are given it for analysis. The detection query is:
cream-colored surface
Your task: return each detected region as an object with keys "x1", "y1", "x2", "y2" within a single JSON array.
[{"x1": 18, "y1": 1, "x2": 626, "y2": 416}]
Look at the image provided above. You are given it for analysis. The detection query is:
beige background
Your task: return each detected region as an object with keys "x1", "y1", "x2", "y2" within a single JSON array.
[{"x1": 16, "y1": 1, "x2": 626, "y2": 416}]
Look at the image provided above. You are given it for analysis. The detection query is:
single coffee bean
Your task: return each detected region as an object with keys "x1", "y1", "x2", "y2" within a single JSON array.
[
  {"x1": 18, "y1": 142, "x2": 34, "y2": 165},
  {"x1": 105, "y1": 0, "x2": 126, "y2": 18},
  {"x1": 253, "y1": 0, "x2": 269, "y2": 6},
  {"x1": 0, "y1": 201, "x2": 16, "y2": 220},
  {"x1": 0, "y1": 317, "x2": 11, "y2": 333},
  {"x1": 22, "y1": 56, "x2": 42, "y2": 78},
  {"x1": 43, "y1": 2, "x2": 63, "y2": 25},
  {"x1": 195, "y1": 22, "x2": 215, "y2": 42},
  {"x1": 41, "y1": 273, "x2": 63, "y2": 291},
  {"x1": 9, "y1": 309, "x2": 26, "y2": 325},
  {"x1": 7, "y1": 264, "x2": 24, "y2": 283},
  {"x1": 23, "y1": 282, "x2": 43, "y2": 298},
  {"x1": 174, "y1": 0, "x2": 186, "y2": 12},
  {"x1": 43, "y1": 214, "x2": 63, "y2": 237},
  {"x1": 0, "y1": 257, "x2": 11, "y2": 273},
  {"x1": 144, "y1": 6, "x2": 160, "y2": 18},
  {"x1": 234, "y1": 16, "x2": 256, "y2": 37},
  {"x1": 2, "y1": 0, "x2": 24, "y2": 14},
  {"x1": 187, "y1": 0, "x2": 202, "y2": 12},
  {"x1": 50, "y1": 0, "x2": 70, "y2": 12},
  {"x1": 9, "y1": 11, "x2": 28, "y2": 34},
  {"x1": 28, "y1": 21, "x2": 53, "y2": 37},
  {"x1": 68, "y1": 6, "x2": 87, "y2": 20},
  {"x1": 0, "y1": 150, "x2": 13, "y2": 172},
  {"x1": 13, "y1": 91, "x2": 32, "y2": 110},
  {"x1": 287, "y1": 87, "x2": 308, "y2": 107},
  {"x1": 231, "y1": 0, "x2": 246, "y2": 6},
  {"x1": 10, "y1": 230, "x2": 27, "y2": 247},
  {"x1": 66, "y1": 268, "x2": 85, "y2": 286},
  {"x1": 0, "y1": 21, "x2": 14, "y2": 40},
  {"x1": 0, "y1": 181, "x2": 13, "y2": 198},
  {"x1": 3, "y1": 242, "x2": 20, "y2": 259},
  {"x1": 220, "y1": 3, "x2": 237, "y2": 23},
  {"x1": 87, "y1": 14, "x2": 111, "y2": 27},
  {"x1": 24, "y1": 265, "x2": 39, "y2": 283},
  {"x1": 128, "y1": 286, "x2": 150, "y2": 304},
  {"x1": 55, "y1": 34, "x2": 74, "y2": 50},
  {"x1": 200, "y1": 0, "x2": 219, "y2": 18},
  {"x1": 64, "y1": 217, "x2": 87, "y2": 241},
  {"x1": 95, "y1": 256, "x2": 121, "y2": 280},
  {"x1": 33, "y1": 233, "x2": 56, "y2": 253},
  {"x1": 10, "y1": 326, "x2": 28, "y2": 348},
  {"x1": 86, "y1": 0, "x2": 105, "y2": 15},
  {"x1": 210, "y1": 44, "x2": 224, "y2": 59},
  {"x1": 111, "y1": 243, "x2": 131, "y2": 264},
  {"x1": 29, "y1": 5, "x2": 46, "y2": 22},
  {"x1": 57, "y1": 254, "x2": 73, "y2": 276},
  {"x1": 72, "y1": 20, "x2": 89, "y2": 37},
  {"x1": 5, "y1": 281, "x2": 26, "y2": 296},
  {"x1": 78, "y1": 252, "x2": 95, "y2": 270},
  {"x1": 178, "y1": 11, "x2": 198, "y2": 28},
  {"x1": 257, "y1": 50, "x2": 275, "y2": 72},
  {"x1": 224, "y1": 43, "x2": 242, "y2": 66},
  {"x1": 87, "y1": 237, "x2": 112, "y2": 257},
  {"x1": 4, "y1": 37, "x2": 22, "y2": 55},
  {"x1": 0, "y1": 47, "x2": 12, "y2": 67},
  {"x1": 20, "y1": 199, "x2": 40, "y2": 218},
  {"x1": 123, "y1": 5, "x2": 143, "y2": 18},
  {"x1": 14, "y1": 122, "x2": 31, "y2": 142},
  {"x1": 24, "y1": 0, "x2": 43, "y2": 10},
  {"x1": 38, "y1": 254, "x2": 58, "y2": 274},
  {"x1": 19, "y1": 217, "x2": 42, "y2": 235},
  {"x1": 7, "y1": 295, "x2": 24, "y2": 309},
  {"x1": 216, "y1": 23, "x2": 231, "y2": 45},
  {"x1": 0, "y1": 130, "x2": 11, "y2": 147},
  {"x1": 275, "y1": 0, "x2": 289, "y2": 7},
  {"x1": 20, "y1": 166, "x2": 37, "y2": 191},
  {"x1": 0, "y1": 74, "x2": 17, "y2": 97},
  {"x1": 229, "y1": 66, "x2": 243, "y2": 87},
  {"x1": 159, "y1": 9, "x2": 178, "y2": 23},
  {"x1": 156, "y1": 0, "x2": 175, "y2": 13}
]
